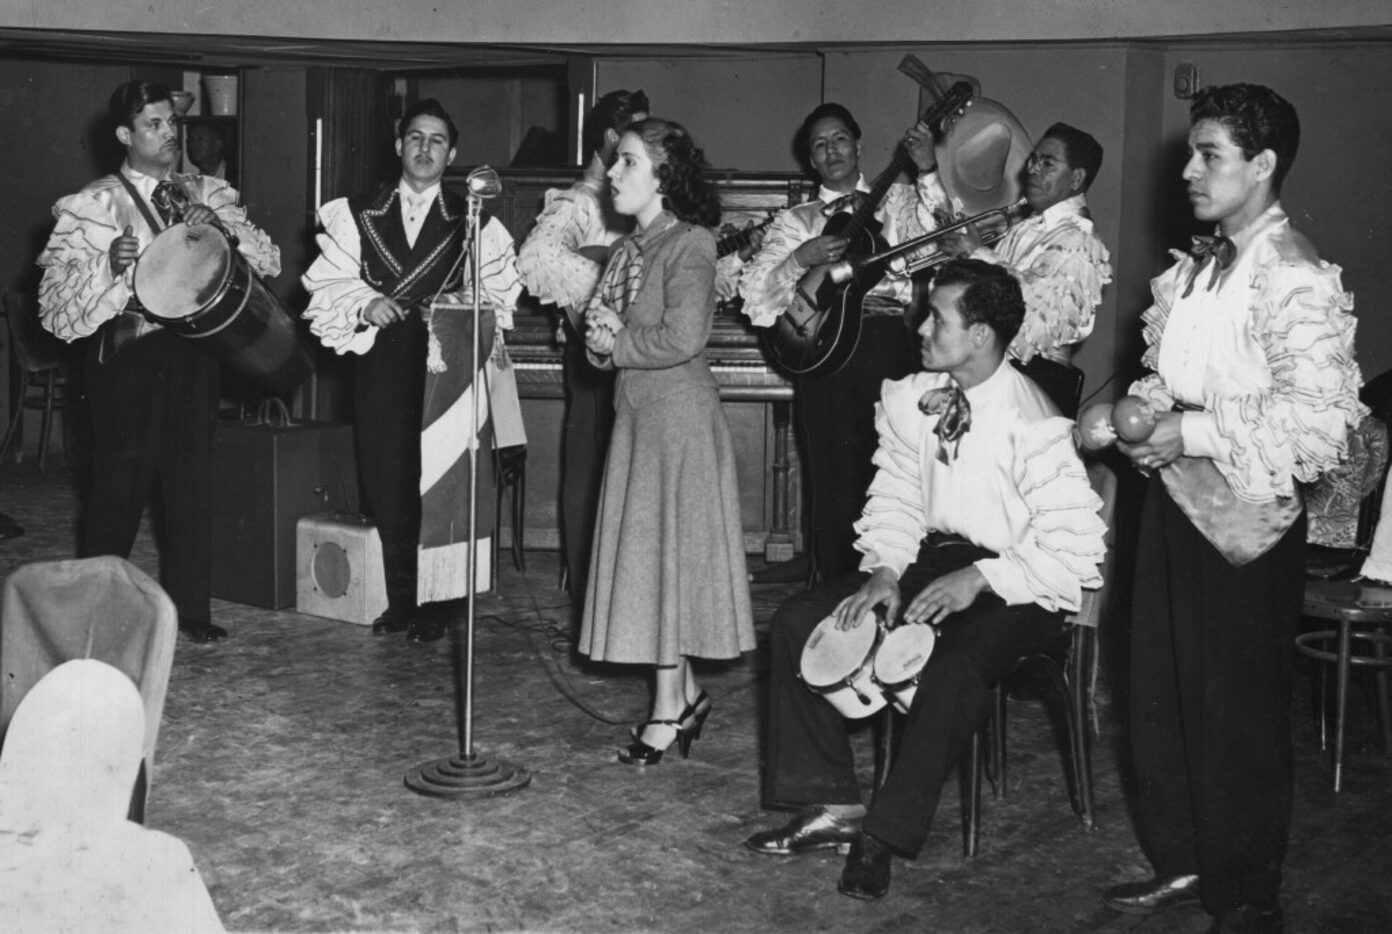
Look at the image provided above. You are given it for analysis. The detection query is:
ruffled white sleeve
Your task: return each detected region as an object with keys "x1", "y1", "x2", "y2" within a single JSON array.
[
  {"x1": 1127, "y1": 253, "x2": 1187, "y2": 408},
  {"x1": 36, "y1": 188, "x2": 133, "y2": 342},
  {"x1": 975, "y1": 418, "x2": 1106, "y2": 613},
  {"x1": 467, "y1": 215, "x2": 523, "y2": 333},
  {"x1": 737, "y1": 207, "x2": 814, "y2": 328},
  {"x1": 855, "y1": 378, "x2": 932, "y2": 578},
  {"x1": 301, "y1": 198, "x2": 382, "y2": 356},
  {"x1": 982, "y1": 220, "x2": 1112, "y2": 364},
  {"x1": 515, "y1": 183, "x2": 608, "y2": 311},
  {"x1": 1200, "y1": 258, "x2": 1364, "y2": 500},
  {"x1": 195, "y1": 177, "x2": 281, "y2": 278}
]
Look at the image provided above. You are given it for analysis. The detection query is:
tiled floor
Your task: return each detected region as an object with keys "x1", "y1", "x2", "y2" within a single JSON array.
[{"x1": 1, "y1": 460, "x2": 1390, "y2": 933}]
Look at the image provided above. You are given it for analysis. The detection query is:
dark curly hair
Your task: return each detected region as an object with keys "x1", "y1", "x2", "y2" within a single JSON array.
[
  {"x1": 917, "y1": 259, "x2": 1025, "y2": 347},
  {"x1": 109, "y1": 81, "x2": 173, "y2": 130},
  {"x1": 627, "y1": 117, "x2": 722, "y2": 228},
  {"x1": 1190, "y1": 83, "x2": 1300, "y2": 194}
]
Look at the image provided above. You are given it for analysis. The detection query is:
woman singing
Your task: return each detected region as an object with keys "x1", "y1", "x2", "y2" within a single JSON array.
[{"x1": 580, "y1": 118, "x2": 755, "y2": 766}]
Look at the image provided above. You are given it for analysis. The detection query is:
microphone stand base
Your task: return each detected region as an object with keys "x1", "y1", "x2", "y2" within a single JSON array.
[{"x1": 404, "y1": 751, "x2": 532, "y2": 798}]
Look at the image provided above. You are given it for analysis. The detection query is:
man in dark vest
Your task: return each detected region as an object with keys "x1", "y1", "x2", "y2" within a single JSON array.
[{"x1": 302, "y1": 98, "x2": 522, "y2": 642}]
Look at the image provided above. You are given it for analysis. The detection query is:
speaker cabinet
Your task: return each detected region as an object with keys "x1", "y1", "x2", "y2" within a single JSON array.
[{"x1": 296, "y1": 513, "x2": 387, "y2": 625}]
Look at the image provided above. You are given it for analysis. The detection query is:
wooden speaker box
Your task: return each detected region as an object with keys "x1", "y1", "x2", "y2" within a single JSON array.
[{"x1": 296, "y1": 513, "x2": 387, "y2": 626}]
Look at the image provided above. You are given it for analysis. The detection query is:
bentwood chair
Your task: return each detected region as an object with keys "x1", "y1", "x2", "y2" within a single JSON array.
[
  {"x1": 0, "y1": 557, "x2": 178, "y2": 823},
  {"x1": 0, "y1": 291, "x2": 76, "y2": 471},
  {"x1": 961, "y1": 459, "x2": 1117, "y2": 856},
  {"x1": 1298, "y1": 579, "x2": 1392, "y2": 792}
]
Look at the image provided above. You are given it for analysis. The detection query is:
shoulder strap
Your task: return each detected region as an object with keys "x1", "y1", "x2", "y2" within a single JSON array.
[{"x1": 114, "y1": 172, "x2": 165, "y2": 237}]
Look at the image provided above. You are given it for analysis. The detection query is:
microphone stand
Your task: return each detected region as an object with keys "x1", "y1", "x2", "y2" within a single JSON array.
[{"x1": 405, "y1": 167, "x2": 531, "y2": 799}]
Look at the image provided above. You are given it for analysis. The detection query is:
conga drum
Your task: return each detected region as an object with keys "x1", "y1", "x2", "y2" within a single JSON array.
[
  {"x1": 872, "y1": 623, "x2": 937, "y2": 715},
  {"x1": 799, "y1": 611, "x2": 886, "y2": 718},
  {"x1": 135, "y1": 222, "x2": 311, "y2": 394}
]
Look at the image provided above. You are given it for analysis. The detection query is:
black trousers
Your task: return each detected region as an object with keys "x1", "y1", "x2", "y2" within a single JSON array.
[
  {"x1": 82, "y1": 330, "x2": 220, "y2": 623},
  {"x1": 764, "y1": 538, "x2": 1065, "y2": 856},
  {"x1": 559, "y1": 317, "x2": 615, "y2": 599},
  {"x1": 355, "y1": 315, "x2": 428, "y2": 612},
  {"x1": 1128, "y1": 481, "x2": 1306, "y2": 914},
  {"x1": 797, "y1": 315, "x2": 917, "y2": 582}
]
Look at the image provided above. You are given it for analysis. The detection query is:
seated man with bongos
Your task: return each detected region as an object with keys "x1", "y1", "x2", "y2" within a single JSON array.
[{"x1": 744, "y1": 258, "x2": 1106, "y2": 901}]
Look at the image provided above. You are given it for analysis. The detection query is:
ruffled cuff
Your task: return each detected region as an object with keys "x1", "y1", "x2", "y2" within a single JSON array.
[{"x1": 1179, "y1": 411, "x2": 1232, "y2": 463}]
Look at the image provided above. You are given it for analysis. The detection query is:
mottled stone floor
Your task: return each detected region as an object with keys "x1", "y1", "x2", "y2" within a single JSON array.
[{"x1": 2, "y1": 460, "x2": 1390, "y2": 933}]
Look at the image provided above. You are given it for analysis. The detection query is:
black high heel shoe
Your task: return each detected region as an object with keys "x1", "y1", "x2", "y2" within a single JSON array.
[
  {"x1": 619, "y1": 719, "x2": 689, "y2": 766},
  {"x1": 682, "y1": 690, "x2": 713, "y2": 742},
  {"x1": 630, "y1": 690, "x2": 712, "y2": 741}
]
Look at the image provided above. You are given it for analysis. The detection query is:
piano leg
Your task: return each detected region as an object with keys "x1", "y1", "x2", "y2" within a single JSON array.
[{"x1": 764, "y1": 399, "x2": 796, "y2": 563}]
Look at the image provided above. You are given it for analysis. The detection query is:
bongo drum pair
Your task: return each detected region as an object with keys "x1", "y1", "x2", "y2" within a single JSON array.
[{"x1": 799, "y1": 612, "x2": 937, "y2": 718}]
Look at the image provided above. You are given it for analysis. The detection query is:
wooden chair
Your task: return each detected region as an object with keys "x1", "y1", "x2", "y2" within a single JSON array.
[
  {"x1": 962, "y1": 460, "x2": 1117, "y2": 856},
  {"x1": 0, "y1": 291, "x2": 76, "y2": 471},
  {"x1": 492, "y1": 444, "x2": 527, "y2": 574},
  {"x1": 1298, "y1": 580, "x2": 1392, "y2": 792},
  {"x1": 0, "y1": 557, "x2": 178, "y2": 823}
]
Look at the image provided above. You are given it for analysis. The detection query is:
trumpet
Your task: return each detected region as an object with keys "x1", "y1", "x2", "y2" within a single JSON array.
[{"x1": 825, "y1": 199, "x2": 1028, "y2": 285}]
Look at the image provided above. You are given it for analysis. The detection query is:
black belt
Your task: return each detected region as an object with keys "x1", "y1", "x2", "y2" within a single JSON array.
[
  {"x1": 1172, "y1": 401, "x2": 1205, "y2": 412},
  {"x1": 924, "y1": 531, "x2": 973, "y2": 548}
]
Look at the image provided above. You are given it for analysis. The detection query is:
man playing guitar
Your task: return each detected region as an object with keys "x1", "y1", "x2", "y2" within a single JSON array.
[{"x1": 740, "y1": 102, "x2": 948, "y2": 582}]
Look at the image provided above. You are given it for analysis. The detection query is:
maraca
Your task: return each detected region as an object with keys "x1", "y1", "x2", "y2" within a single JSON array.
[
  {"x1": 1077, "y1": 402, "x2": 1117, "y2": 451},
  {"x1": 1111, "y1": 395, "x2": 1157, "y2": 443}
]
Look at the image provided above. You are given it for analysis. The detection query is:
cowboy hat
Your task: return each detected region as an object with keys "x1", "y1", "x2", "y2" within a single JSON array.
[{"x1": 934, "y1": 97, "x2": 1033, "y2": 216}]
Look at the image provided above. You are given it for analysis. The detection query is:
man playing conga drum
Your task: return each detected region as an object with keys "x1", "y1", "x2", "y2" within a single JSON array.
[
  {"x1": 744, "y1": 259, "x2": 1106, "y2": 900},
  {"x1": 36, "y1": 80, "x2": 281, "y2": 643}
]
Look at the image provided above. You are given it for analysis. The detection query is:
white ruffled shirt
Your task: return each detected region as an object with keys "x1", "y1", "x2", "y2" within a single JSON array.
[
  {"x1": 855, "y1": 360, "x2": 1106, "y2": 613},
  {"x1": 973, "y1": 193, "x2": 1112, "y2": 364},
  {"x1": 36, "y1": 163, "x2": 281, "y2": 342},
  {"x1": 301, "y1": 188, "x2": 521, "y2": 356},
  {"x1": 1130, "y1": 202, "x2": 1365, "y2": 504},
  {"x1": 737, "y1": 173, "x2": 949, "y2": 328},
  {"x1": 515, "y1": 169, "x2": 626, "y2": 313}
]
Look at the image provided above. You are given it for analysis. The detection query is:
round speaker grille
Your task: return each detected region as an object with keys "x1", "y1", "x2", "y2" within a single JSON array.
[{"x1": 312, "y1": 541, "x2": 351, "y2": 598}]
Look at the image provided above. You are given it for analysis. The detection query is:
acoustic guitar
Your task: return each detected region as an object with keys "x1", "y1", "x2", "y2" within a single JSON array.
[{"x1": 765, "y1": 81, "x2": 975, "y2": 379}]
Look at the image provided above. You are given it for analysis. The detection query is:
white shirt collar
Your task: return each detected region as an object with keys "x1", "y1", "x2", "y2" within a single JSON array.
[
  {"x1": 398, "y1": 179, "x2": 441, "y2": 208},
  {"x1": 1225, "y1": 200, "x2": 1287, "y2": 260},
  {"x1": 1031, "y1": 193, "x2": 1089, "y2": 228},
  {"x1": 816, "y1": 174, "x2": 871, "y2": 204},
  {"x1": 121, "y1": 162, "x2": 174, "y2": 195}
]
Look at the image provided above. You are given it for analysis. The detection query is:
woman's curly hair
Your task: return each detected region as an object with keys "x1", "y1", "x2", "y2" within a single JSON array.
[{"x1": 628, "y1": 117, "x2": 722, "y2": 228}]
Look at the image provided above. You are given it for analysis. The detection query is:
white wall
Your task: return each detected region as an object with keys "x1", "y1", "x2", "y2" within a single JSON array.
[{"x1": 1, "y1": 0, "x2": 1387, "y2": 44}]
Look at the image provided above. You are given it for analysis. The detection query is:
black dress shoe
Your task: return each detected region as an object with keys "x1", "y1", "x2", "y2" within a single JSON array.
[
  {"x1": 837, "y1": 831, "x2": 893, "y2": 900},
  {"x1": 744, "y1": 805, "x2": 861, "y2": 856},
  {"x1": 371, "y1": 607, "x2": 411, "y2": 635},
  {"x1": 405, "y1": 613, "x2": 447, "y2": 643},
  {"x1": 179, "y1": 619, "x2": 228, "y2": 643},
  {"x1": 1209, "y1": 905, "x2": 1283, "y2": 933},
  {"x1": 1103, "y1": 874, "x2": 1202, "y2": 915}
]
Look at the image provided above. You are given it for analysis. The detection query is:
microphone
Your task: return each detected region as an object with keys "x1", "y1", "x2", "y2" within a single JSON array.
[{"x1": 465, "y1": 166, "x2": 502, "y2": 199}]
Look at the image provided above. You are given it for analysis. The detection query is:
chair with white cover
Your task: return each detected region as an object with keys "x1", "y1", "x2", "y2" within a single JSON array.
[
  {"x1": 0, "y1": 556, "x2": 178, "y2": 823},
  {"x1": 0, "y1": 658, "x2": 224, "y2": 933}
]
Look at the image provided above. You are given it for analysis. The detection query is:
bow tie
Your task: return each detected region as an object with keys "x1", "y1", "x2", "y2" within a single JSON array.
[
  {"x1": 1181, "y1": 234, "x2": 1237, "y2": 298},
  {"x1": 151, "y1": 180, "x2": 189, "y2": 226},
  {"x1": 919, "y1": 383, "x2": 972, "y2": 464}
]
